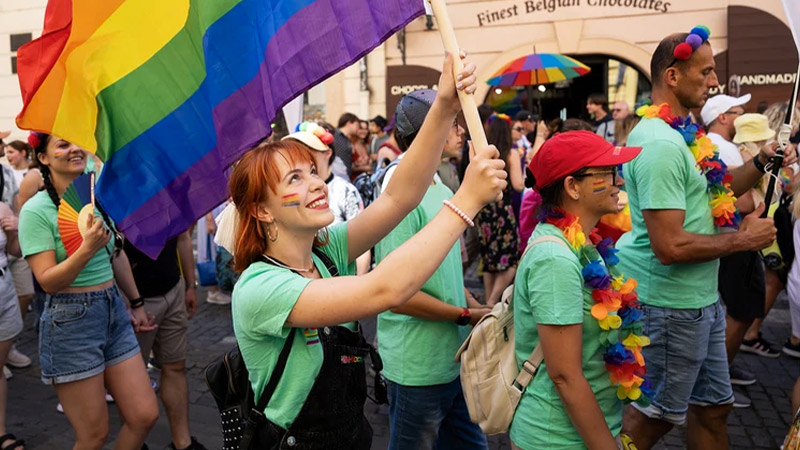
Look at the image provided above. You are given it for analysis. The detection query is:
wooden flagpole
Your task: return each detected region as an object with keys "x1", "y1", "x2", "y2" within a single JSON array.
[{"x1": 425, "y1": 0, "x2": 489, "y2": 152}]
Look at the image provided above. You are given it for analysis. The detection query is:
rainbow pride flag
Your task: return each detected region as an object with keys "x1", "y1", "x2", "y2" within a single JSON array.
[{"x1": 17, "y1": 0, "x2": 424, "y2": 257}]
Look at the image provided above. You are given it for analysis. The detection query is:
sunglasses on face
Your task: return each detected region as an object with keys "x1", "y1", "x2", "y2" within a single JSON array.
[
  {"x1": 513, "y1": 127, "x2": 524, "y2": 132},
  {"x1": 573, "y1": 166, "x2": 619, "y2": 185}
]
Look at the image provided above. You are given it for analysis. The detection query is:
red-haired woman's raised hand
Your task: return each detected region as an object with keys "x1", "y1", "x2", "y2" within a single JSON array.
[{"x1": 437, "y1": 51, "x2": 476, "y2": 114}]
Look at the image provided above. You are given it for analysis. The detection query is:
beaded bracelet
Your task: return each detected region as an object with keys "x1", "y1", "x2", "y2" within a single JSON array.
[{"x1": 442, "y1": 200, "x2": 475, "y2": 227}]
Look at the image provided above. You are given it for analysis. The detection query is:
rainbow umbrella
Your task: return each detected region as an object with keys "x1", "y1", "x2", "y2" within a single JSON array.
[{"x1": 487, "y1": 53, "x2": 591, "y2": 87}]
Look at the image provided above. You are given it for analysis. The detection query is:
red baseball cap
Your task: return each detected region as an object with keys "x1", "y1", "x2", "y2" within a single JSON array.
[{"x1": 528, "y1": 130, "x2": 642, "y2": 190}]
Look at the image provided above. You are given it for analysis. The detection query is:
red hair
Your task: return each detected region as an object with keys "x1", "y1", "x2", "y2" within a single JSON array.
[{"x1": 230, "y1": 140, "x2": 319, "y2": 272}]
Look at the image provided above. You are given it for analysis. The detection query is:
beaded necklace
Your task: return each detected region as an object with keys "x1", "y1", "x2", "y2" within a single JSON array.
[
  {"x1": 636, "y1": 100, "x2": 741, "y2": 229},
  {"x1": 539, "y1": 206, "x2": 652, "y2": 405}
]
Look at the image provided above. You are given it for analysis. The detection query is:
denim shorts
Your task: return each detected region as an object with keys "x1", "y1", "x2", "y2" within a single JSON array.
[
  {"x1": 39, "y1": 285, "x2": 140, "y2": 384},
  {"x1": 632, "y1": 299, "x2": 734, "y2": 425}
]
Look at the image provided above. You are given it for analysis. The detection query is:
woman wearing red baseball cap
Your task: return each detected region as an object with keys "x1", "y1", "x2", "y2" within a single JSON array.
[{"x1": 510, "y1": 131, "x2": 647, "y2": 450}]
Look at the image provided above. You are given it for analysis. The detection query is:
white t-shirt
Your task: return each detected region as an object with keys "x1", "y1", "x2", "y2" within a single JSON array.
[
  {"x1": 326, "y1": 175, "x2": 363, "y2": 225},
  {"x1": 0, "y1": 227, "x2": 8, "y2": 269},
  {"x1": 11, "y1": 169, "x2": 26, "y2": 190},
  {"x1": 708, "y1": 132, "x2": 744, "y2": 167}
]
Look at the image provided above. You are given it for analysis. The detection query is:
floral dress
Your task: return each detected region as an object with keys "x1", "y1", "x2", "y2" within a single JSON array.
[{"x1": 476, "y1": 187, "x2": 520, "y2": 272}]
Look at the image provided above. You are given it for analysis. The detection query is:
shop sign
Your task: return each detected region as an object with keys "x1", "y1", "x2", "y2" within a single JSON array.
[
  {"x1": 385, "y1": 65, "x2": 441, "y2": 119},
  {"x1": 476, "y1": 0, "x2": 670, "y2": 26}
]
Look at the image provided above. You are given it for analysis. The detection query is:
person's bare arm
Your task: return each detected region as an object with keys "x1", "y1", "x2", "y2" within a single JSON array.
[
  {"x1": 346, "y1": 53, "x2": 477, "y2": 261},
  {"x1": 177, "y1": 230, "x2": 198, "y2": 318},
  {"x1": 17, "y1": 170, "x2": 42, "y2": 210},
  {"x1": 538, "y1": 323, "x2": 618, "y2": 450},
  {"x1": 729, "y1": 140, "x2": 797, "y2": 196},
  {"x1": 389, "y1": 290, "x2": 489, "y2": 325},
  {"x1": 642, "y1": 205, "x2": 775, "y2": 265},
  {"x1": 507, "y1": 151, "x2": 525, "y2": 193},
  {"x1": 286, "y1": 145, "x2": 506, "y2": 328},
  {"x1": 27, "y1": 218, "x2": 110, "y2": 294}
]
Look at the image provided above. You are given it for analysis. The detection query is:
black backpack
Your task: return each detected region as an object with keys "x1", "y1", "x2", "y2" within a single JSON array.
[
  {"x1": 352, "y1": 159, "x2": 400, "y2": 207},
  {"x1": 774, "y1": 193, "x2": 795, "y2": 271},
  {"x1": 204, "y1": 248, "x2": 338, "y2": 450}
]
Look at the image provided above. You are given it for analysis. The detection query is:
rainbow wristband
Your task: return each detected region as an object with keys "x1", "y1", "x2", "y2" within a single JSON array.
[{"x1": 442, "y1": 200, "x2": 475, "y2": 227}]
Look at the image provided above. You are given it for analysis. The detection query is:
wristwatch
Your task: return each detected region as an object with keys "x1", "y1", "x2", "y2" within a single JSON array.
[
  {"x1": 455, "y1": 307, "x2": 471, "y2": 326},
  {"x1": 186, "y1": 279, "x2": 198, "y2": 289}
]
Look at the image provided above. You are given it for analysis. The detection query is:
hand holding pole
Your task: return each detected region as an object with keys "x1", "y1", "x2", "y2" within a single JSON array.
[{"x1": 426, "y1": 0, "x2": 488, "y2": 152}]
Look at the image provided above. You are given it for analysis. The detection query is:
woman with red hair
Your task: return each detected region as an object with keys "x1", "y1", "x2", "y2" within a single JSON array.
[{"x1": 220, "y1": 53, "x2": 507, "y2": 449}]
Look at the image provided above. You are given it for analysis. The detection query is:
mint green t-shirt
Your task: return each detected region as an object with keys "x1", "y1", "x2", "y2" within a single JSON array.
[
  {"x1": 232, "y1": 223, "x2": 356, "y2": 429},
  {"x1": 19, "y1": 189, "x2": 116, "y2": 287},
  {"x1": 374, "y1": 181, "x2": 469, "y2": 386},
  {"x1": 510, "y1": 224, "x2": 622, "y2": 450},
  {"x1": 617, "y1": 117, "x2": 719, "y2": 309}
]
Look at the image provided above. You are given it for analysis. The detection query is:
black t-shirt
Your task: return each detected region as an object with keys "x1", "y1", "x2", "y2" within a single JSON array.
[{"x1": 125, "y1": 237, "x2": 181, "y2": 298}]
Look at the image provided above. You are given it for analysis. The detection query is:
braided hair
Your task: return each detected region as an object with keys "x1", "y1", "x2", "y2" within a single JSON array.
[
  {"x1": 28, "y1": 132, "x2": 124, "y2": 258},
  {"x1": 28, "y1": 132, "x2": 60, "y2": 207}
]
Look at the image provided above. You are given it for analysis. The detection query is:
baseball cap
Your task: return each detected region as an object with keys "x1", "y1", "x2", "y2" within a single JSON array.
[
  {"x1": 514, "y1": 110, "x2": 533, "y2": 122},
  {"x1": 528, "y1": 131, "x2": 642, "y2": 190},
  {"x1": 733, "y1": 113, "x2": 775, "y2": 144},
  {"x1": 700, "y1": 93, "x2": 751, "y2": 126},
  {"x1": 394, "y1": 89, "x2": 437, "y2": 139}
]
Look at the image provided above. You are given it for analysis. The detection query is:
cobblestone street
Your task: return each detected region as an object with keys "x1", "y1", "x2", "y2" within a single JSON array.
[{"x1": 7, "y1": 282, "x2": 799, "y2": 449}]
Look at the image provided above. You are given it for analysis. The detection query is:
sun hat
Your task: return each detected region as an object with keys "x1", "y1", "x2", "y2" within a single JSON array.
[
  {"x1": 394, "y1": 89, "x2": 437, "y2": 139},
  {"x1": 282, "y1": 121, "x2": 334, "y2": 152},
  {"x1": 733, "y1": 113, "x2": 776, "y2": 144},
  {"x1": 700, "y1": 93, "x2": 751, "y2": 126},
  {"x1": 528, "y1": 130, "x2": 642, "y2": 190}
]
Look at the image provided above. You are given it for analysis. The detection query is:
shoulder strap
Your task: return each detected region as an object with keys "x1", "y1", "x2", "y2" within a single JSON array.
[
  {"x1": 513, "y1": 234, "x2": 570, "y2": 390},
  {"x1": 253, "y1": 329, "x2": 296, "y2": 413},
  {"x1": 312, "y1": 246, "x2": 338, "y2": 277}
]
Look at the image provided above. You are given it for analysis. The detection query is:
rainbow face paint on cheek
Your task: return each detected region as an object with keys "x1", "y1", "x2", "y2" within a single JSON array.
[
  {"x1": 592, "y1": 180, "x2": 607, "y2": 193},
  {"x1": 281, "y1": 193, "x2": 301, "y2": 207},
  {"x1": 52, "y1": 148, "x2": 68, "y2": 160}
]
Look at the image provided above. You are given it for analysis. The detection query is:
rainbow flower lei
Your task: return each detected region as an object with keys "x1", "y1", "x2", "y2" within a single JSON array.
[
  {"x1": 636, "y1": 100, "x2": 741, "y2": 228},
  {"x1": 539, "y1": 207, "x2": 653, "y2": 405}
]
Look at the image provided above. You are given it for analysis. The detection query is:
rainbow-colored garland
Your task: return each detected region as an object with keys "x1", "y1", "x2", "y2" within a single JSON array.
[
  {"x1": 636, "y1": 101, "x2": 741, "y2": 228},
  {"x1": 539, "y1": 207, "x2": 652, "y2": 405}
]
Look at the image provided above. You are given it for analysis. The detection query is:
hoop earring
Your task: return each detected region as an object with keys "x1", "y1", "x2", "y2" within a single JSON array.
[{"x1": 267, "y1": 222, "x2": 278, "y2": 242}]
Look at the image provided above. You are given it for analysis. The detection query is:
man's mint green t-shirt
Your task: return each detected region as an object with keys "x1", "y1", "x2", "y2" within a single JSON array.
[
  {"x1": 375, "y1": 181, "x2": 469, "y2": 386},
  {"x1": 232, "y1": 223, "x2": 355, "y2": 429},
  {"x1": 510, "y1": 224, "x2": 622, "y2": 449},
  {"x1": 617, "y1": 117, "x2": 719, "y2": 309},
  {"x1": 19, "y1": 190, "x2": 115, "y2": 287}
]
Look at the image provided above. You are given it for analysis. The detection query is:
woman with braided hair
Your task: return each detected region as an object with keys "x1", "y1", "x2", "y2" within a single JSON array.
[{"x1": 18, "y1": 133, "x2": 158, "y2": 450}]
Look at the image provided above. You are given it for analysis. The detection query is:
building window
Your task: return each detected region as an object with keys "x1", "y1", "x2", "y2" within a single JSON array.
[
  {"x1": 10, "y1": 33, "x2": 32, "y2": 75},
  {"x1": 10, "y1": 33, "x2": 31, "y2": 52}
]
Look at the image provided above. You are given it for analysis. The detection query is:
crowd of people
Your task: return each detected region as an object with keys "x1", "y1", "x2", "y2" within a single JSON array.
[{"x1": 0, "y1": 25, "x2": 800, "y2": 450}]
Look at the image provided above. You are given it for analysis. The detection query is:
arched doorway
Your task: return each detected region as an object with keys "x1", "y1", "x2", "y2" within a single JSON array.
[{"x1": 482, "y1": 54, "x2": 652, "y2": 122}]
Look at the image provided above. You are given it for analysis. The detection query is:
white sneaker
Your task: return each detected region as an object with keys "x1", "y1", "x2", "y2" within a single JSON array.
[
  {"x1": 3, "y1": 365, "x2": 11, "y2": 380},
  {"x1": 206, "y1": 290, "x2": 231, "y2": 305},
  {"x1": 105, "y1": 393, "x2": 114, "y2": 403},
  {"x1": 56, "y1": 402, "x2": 63, "y2": 413},
  {"x1": 7, "y1": 345, "x2": 31, "y2": 368}
]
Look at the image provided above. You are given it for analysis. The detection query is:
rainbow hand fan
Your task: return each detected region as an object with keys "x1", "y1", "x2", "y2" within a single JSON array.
[{"x1": 57, "y1": 172, "x2": 96, "y2": 256}]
